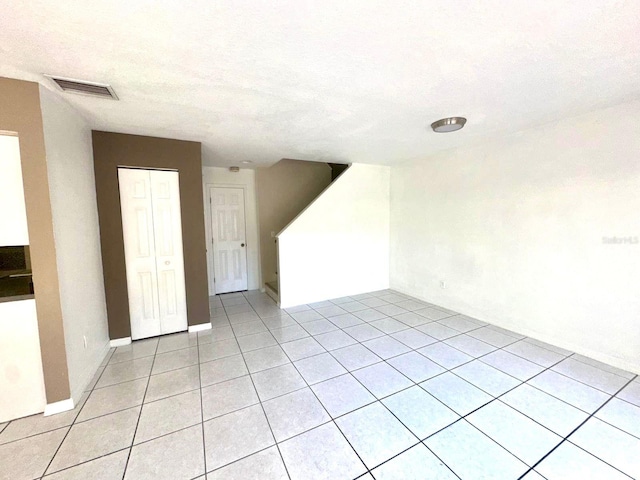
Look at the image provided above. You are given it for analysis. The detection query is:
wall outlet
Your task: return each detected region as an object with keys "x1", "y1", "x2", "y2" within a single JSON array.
[
  {"x1": 83, "y1": 335, "x2": 88, "y2": 349},
  {"x1": 440, "y1": 281, "x2": 446, "y2": 289}
]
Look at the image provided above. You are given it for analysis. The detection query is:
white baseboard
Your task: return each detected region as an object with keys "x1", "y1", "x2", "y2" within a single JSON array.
[
  {"x1": 188, "y1": 322, "x2": 212, "y2": 333},
  {"x1": 109, "y1": 337, "x2": 131, "y2": 347},
  {"x1": 44, "y1": 398, "x2": 74, "y2": 416}
]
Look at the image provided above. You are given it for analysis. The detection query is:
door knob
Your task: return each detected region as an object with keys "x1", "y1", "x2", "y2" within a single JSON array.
[{"x1": 241, "y1": 243, "x2": 245, "y2": 247}]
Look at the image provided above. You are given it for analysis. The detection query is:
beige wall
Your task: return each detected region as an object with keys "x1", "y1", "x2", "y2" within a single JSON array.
[
  {"x1": 390, "y1": 99, "x2": 640, "y2": 374},
  {"x1": 256, "y1": 160, "x2": 332, "y2": 286},
  {"x1": 0, "y1": 77, "x2": 70, "y2": 403}
]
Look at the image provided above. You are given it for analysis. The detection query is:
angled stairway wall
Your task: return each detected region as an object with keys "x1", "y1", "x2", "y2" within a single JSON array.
[{"x1": 278, "y1": 163, "x2": 390, "y2": 308}]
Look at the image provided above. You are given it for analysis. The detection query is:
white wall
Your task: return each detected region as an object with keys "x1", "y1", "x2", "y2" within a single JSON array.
[
  {"x1": 203, "y1": 167, "x2": 260, "y2": 294},
  {"x1": 0, "y1": 135, "x2": 29, "y2": 245},
  {"x1": 390, "y1": 99, "x2": 640, "y2": 374},
  {"x1": 0, "y1": 299, "x2": 46, "y2": 422},
  {"x1": 39, "y1": 86, "x2": 110, "y2": 402},
  {"x1": 278, "y1": 164, "x2": 390, "y2": 308}
]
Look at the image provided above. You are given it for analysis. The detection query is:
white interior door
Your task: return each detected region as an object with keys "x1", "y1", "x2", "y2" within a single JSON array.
[
  {"x1": 210, "y1": 187, "x2": 248, "y2": 294},
  {"x1": 119, "y1": 168, "x2": 188, "y2": 340}
]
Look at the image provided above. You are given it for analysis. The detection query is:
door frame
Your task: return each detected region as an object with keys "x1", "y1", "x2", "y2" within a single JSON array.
[{"x1": 206, "y1": 183, "x2": 250, "y2": 295}]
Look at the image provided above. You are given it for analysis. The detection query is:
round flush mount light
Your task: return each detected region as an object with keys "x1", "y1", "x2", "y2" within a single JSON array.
[
  {"x1": 431, "y1": 117, "x2": 467, "y2": 133},
  {"x1": 241, "y1": 160, "x2": 253, "y2": 164}
]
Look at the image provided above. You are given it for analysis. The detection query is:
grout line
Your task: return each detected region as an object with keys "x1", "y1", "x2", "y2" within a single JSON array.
[
  {"x1": 516, "y1": 374, "x2": 639, "y2": 480},
  {"x1": 219, "y1": 297, "x2": 293, "y2": 480},
  {"x1": 195, "y1": 315, "x2": 208, "y2": 478},
  {"x1": 120, "y1": 339, "x2": 160, "y2": 480}
]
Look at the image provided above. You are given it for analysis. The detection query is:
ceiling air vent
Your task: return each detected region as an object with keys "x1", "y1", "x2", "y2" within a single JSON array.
[{"x1": 44, "y1": 75, "x2": 118, "y2": 100}]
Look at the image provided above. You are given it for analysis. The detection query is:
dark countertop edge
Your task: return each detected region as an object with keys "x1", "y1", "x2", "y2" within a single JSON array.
[{"x1": 0, "y1": 294, "x2": 35, "y2": 304}]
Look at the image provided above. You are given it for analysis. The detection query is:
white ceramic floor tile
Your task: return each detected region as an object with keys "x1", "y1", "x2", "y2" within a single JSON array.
[
  {"x1": 281, "y1": 337, "x2": 326, "y2": 361},
  {"x1": 438, "y1": 316, "x2": 484, "y2": 333},
  {"x1": 43, "y1": 449, "x2": 129, "y2": 480},
  {"x1": 369, "y1": 318, "x2": 410, "y2": 334},
  {"x1": 360, "y1": 297, "x2": 390, "y2": 308},
  {"x1": 336, "y1": 402, "x2": 416, "y2": 469},
  {"x1": 595, "y1": 397, "x2": 640, "y2": 437},
  {"x1": 242, "y1": 345, "x2": 290, "y2": 373},
  {"x1": 504, "y1": 340, "x2": 565, "y2": 367},
  {"x1": 330, "y1": 344, "x2": 382, "y2": 371},
  {"x1": 311, "y1": 374, "x2": 376, "y2": 418},
  {"x1": 372, "y1": 443, "x2": 458, "y2": 480},
  {"x1": 391, "y1": 328, "x2": 437, "y2": 349},
  {"x1": 394, "y1": 313, "x2": 431, "y2": 331},
  {"x1": 201, "y1": 375, "x2": 259, "y2": 420},
  {"x1": 199, "y1": 355, "x2": 248, "y2": 388},
  {"x1": 270, "y1": 325, "x2": 310, "y2": 344},
  {"x1": 135, "y1": 390, "x2": 202, "y2": 444},
  {"x1": 236, "y1": 331, "x2": 278, "y2": 352},
  {"x1": 382, "y1": 386, "x2": 459, "y2": 439},
  {"x1": 616, "y1": 379, "x2": 640, "y2": 407},
  {"x1": 231, "y1": 320, "x2": 268, "y2": 337},
  {"x1": 425, "y1": 420, "x2": 528, "y2": 480},
  {"x1": 570, "y1": 417, "x2": 640, "y2": 478},
  {"x1": 47, "y1": 407, "x2": 140, "y2": 474},
  {"x1": 251, "y1": 363, "x2": 307, "y2": 401},
  {"x1": 415, "y1": 307, "x2": 452, "y2": 321},
  {"x1": 302, "y1": 318, "x2": 339, "y2": 335},
  {"x1": 78, "y1": 377, "x2": 147, "y2": 422},
  {"x1": 294, "y1": 352, "x2": 347, "y2": 385},
  {"x1": 125, "y1": 425, "x2": 204, "y2": 480},
  {"x1": 420, "y1": 372, "x2": 492, "y2": 416},
  {"x1": 339, "y1": 301, "x2": 370, "y2": 313},
  {"x1": 152, "y1": 346, "x2": 199, "y2": 374},
  {"x1": 204, "y1": 404, "x2": 275, "y2": 471},
  {"x1": 415, "y1": 323, "x2": 460, "y2": 341},
  {"x1": 279, "y1": 422, "x2": 366, "y2": 480},
  {"x1": 535, "y1": 441, "x2": 630, "y2": 480},
  {"x1": 528, "y1": 370, "x2": 610, "y2": 413},
  {"x1": 227, "y1": 310, "x2": 259, "y2": 323},
  {"x1": 552, "y1": 357, "x2": 630, "y2": 394},
  {"x1": 328, "y1": 313, "x2": 364, "y2": 329},
  {"x1": 314, "y1": 330, "x2": 357, "y2": 351},
  {"x1": 444, "y1": 334, "x2": 496, "y2": 357},
  {"x1": 97, "y1": 356, "x2": 154, "y2": 388},
  {"x1": 109, "y1": 339, "x2": 158, "y2": 364},
  {"x1": 156, "y1": 332, "x2": 198, "y2": 354},
  {"x1": 263, "y1": 388, "x2": 330, "y2": 441},
  {"x1": 0, "y1": 428, "x2": 67, "y2": 480},
  {"x1": 352, "y1": 362, "x2": 413, "y2": 399},
  {"x1": 467, "y1": 401, "x2": 561, "y2": 466},
  {"x1": 343, "y1": 323, "x2": 385, "y2": 342},
  {"x1": 353, "y1": 308, "x2": 388, "y2": 322},
  {"x1": 480, "y1": 349, "x2": 545, "y2": 381},
  {"x1": 316, "y1": 305, "x2": 348, "y2": 318},
  {"x1": 363, "y1": 336, "x2": 411, "y2": 359},
  {"x1": 208, "y1": 446, "x2": 288, "y2": 480},
  {"x1": 375, "y1": 304, "x2": 409, "y2": 317},
  {"x1": 417, "y1": 342, "x2": 473, "y2": 369},
  {"x1": 466, "y1": 326, "x2": 520, "y2": 348},
  {"x1": 262, "y1": 316, "x2": 298, "y2": 331},
  {"x1": 453, "y1": 360, "x2": 521, "y2": 396},
  {"x1": 501, "y1": 384, "x2": 589, "y2": 437},
  {"x1": 387, "y1": 352, "x2": 445, "y2": 383},
  {"x1": 524, "y1": 338, "x2": 572, "y2": 356},
  {"x1": 571, "y1": 354, "x2": 635, "y2": 379},
  {"x1": 291, "y1": 310, "x2": 323, "y2": 323},
  {"x1": 0, "y1": 402, "x2": 80, "y2": 445}
]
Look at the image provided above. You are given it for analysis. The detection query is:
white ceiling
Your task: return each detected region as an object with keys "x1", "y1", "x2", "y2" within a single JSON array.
[{"x1": 1, "y1": 1, "x2": 639, "y2": 167}]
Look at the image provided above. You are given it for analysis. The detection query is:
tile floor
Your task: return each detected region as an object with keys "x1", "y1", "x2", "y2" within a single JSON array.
[{"x1": 1, "y1": 289, "x2": 638, "y2": 480}]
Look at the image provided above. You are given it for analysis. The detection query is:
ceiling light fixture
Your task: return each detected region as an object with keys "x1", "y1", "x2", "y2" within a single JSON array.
[
  {"x1": 241, "y1": 161, "x2": 253, "y2": 164},
  {"x1": 431, "y1": 117, "x2": 467, "y2": 133}
]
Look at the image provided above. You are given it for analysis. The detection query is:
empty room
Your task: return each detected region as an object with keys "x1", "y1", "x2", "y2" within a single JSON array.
[{"x1": 0, "y1": 1, "x2": 638, "y2": 479}]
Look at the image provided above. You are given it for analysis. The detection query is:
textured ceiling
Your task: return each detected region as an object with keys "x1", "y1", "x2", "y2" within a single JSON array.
[{"x1": 1, "y1": 1, "x2": 639, "y2": 167}]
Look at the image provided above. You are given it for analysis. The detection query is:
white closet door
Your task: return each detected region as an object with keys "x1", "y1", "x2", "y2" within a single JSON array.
[
  {"x1": 119, "y1": 168, "x2": 187, "y2": 340},
  {"x1": 150, "y1": 170, "x2": 188, "y2": 335}
]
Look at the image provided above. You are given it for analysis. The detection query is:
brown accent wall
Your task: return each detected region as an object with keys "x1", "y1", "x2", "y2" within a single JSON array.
[
  {"x1": 256, "y1": 159, "x2": 332, "y2": 285},
  {"x1": 92, "y1": 131, "x2": 209, "y2": 339},
  {"x1": 0, "y1": 77, "x2": 71, "y2": 403}
]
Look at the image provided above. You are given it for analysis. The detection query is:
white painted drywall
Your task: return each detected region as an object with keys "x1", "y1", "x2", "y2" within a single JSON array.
[
  {"x1": 202, "y1": 166, "x2": 260, "y2": 294},
  {"x1": 0, "y1": 135, "x2": 29, "y2": 246},
  {"x1": 278, "y1": 163, "x2": 390, "y2": 308},
  {"x1": 0, "y1": 299, "x2": 46, "y2": 422},
  {"x1": 39, "y1": 86, "x2": 110, "y2": 402},
  {"x1": 390, "y1": 99, "x2": 640, "y2": 374}
]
